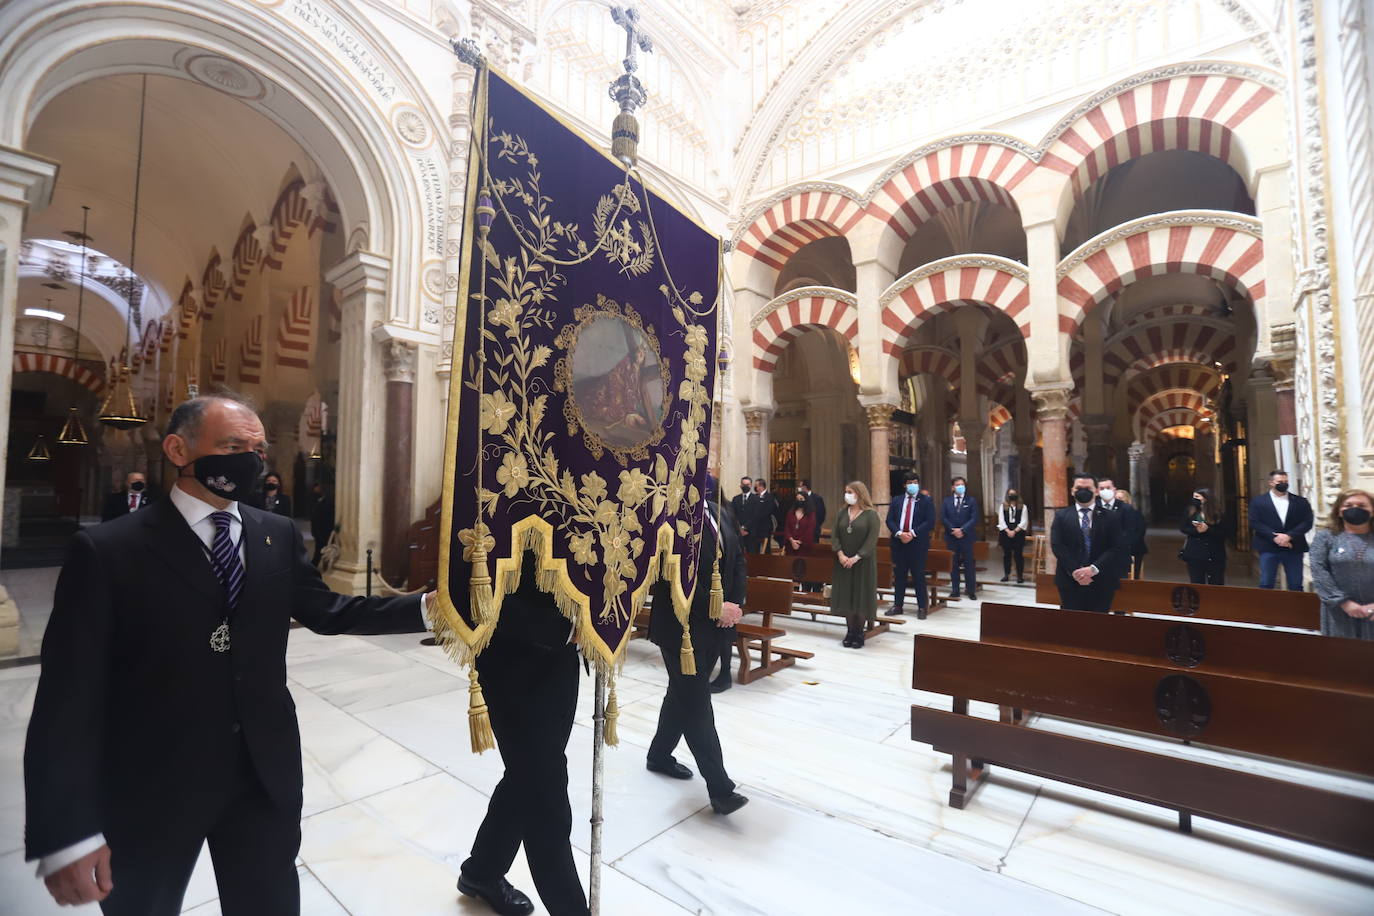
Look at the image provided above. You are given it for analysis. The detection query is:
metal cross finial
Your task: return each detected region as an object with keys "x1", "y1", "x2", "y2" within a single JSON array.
[{"x1": 611, "y1": 6, "x2": 653, "y2": 74}]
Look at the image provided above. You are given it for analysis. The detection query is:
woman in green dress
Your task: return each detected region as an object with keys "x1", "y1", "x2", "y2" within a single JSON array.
[{"x1": 832, "y1": 480, "x2": 881, "y2": 648}]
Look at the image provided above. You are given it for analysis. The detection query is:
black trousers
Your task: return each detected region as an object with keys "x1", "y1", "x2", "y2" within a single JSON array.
[
  {"x1": 462, "y1": 640, "x2": 588, "y2": 916},
  {"x1": 949, "y1": 539, "x2": 977, "y2": 596},
  {"x1": 742, "y1": 534, "x2": 770, "y2": 554},
  {"x1": 891, "y1": 545, "x2": 928, "y2": 611},
  {"x1": 648, "y1": 637, "x2": 737, "y2": 800},
  {"x1": 1130, "y1": 554, "x2": 1145, "y2": 579},
  {"x1": 1058, "y1": 583, "x2": 1116, "y2": 612},
  {"x1": 711, "y1": 625, "x2": 736, "y2": 683},
  {"x1": 101, "y1": 741, "x2": 299, "y2": 916},
  {"x1": 1000, "y1": 533, "x2": 1026, "y2": 578},
  {"x1": 1186, "y1": 557, "x2": 1226, "y2": 585}
]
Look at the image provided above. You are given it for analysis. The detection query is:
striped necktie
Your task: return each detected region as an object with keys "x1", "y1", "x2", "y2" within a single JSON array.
[{"x1": 209, "y1": 511, "x2": 245, "y2": 608}]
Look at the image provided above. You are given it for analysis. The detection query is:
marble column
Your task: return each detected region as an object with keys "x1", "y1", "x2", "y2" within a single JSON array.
[
  {"x1": 381, "y1": 341, "x2": 417, "y2": 586},
  {"x1": 1031, "y1": 385, "x2": 1073, "y2": 534},
  {"x1": 1128, "y1": 441, "x2": 1147, "y2": 522},
  {"x1": 323, "y1": 252, "x2": 391, "y2": 595},
  {"x1": 1082, "y1": 414, "x2": 1114, "y2": 478},
  {"x1": 743, "y1": 408, "x2": 771, "y2": 480},
  {"x1": 864, "y1": 403, "x2": 896, "y2": 509}
]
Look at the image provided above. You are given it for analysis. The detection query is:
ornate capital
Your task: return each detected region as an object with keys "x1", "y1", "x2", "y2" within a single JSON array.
[
  {"x1": 383, "y1": 340, "x2": 418, "y2": 384},
  {"x1": 1128, "y1": 442, "x2": 1147, "y2": 461},
  {"x1": 865, "y1": 403, "x2": 897, "y2": 429},
  {"x1": 1270, "y1": 356, "x2": 1296, "y2": 392},
  {"x1": 1029, "y1": 384, "x2": 1073, "y2": 421},
  {"x1": 743, "y1": 408, "x2": 771, "y2": 433}
]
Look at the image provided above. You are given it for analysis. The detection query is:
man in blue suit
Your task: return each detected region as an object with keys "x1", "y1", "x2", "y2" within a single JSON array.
[
  {"x1": 886, "y1": 471, "x2": 934, "y2": 618},
  {"x1": 1248, "y1": 469, "x2": 1314, "y2": 590},
  {"x1": 941, "y1": 476, "x2": 979, "y2": 600}
]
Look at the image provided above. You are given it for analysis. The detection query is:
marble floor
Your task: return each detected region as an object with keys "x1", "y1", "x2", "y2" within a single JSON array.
[{"x1": 2, "y1": 578, "x2": 1372, "y2": 914}]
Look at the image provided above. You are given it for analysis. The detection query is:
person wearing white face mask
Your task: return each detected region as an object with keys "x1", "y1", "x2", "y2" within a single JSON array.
[
  {"x1": 832, "y1": 481, "x2": 880, "y2": 647},
  {"x1": 1097, "y1": 478, "x2": 1145, "y2": 582}
]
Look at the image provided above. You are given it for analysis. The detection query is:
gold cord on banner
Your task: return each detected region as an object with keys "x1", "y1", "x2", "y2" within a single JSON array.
[
  {"x1": 680, "y1": 625, "x2": 696, "y2": 676},
  {"x1": 468, "y1": 66, "x2": 497, "y2": 624},
  {"x1": 604, "y1": 675, "x2": 620, "y2": 746},
  {"x1": 467, "y1": 668, "x2": 496, "y2": 753}
]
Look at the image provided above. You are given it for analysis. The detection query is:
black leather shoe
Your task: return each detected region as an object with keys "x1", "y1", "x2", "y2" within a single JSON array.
[
  {"x1": 646, "y1": 758, "x2": 694, "y2": 779},
  {"x1": 853, "y1": 632, "x2": 865, "y2": 649},
  {"x1": 457, "y1": 874, "x2": 534, "y2": 916},
  {"x1": 948, "y1": 593, "x2": 961, "y2": 601},
  {"x1": 710, "y1": 792, "x2": 749, "y2": 815},
  {"x1": 709, "y1": 678, "x2": 732, "y2": 694},
  {"x1": 968, "y1": 592, "x2": 978, "y2": 601},
  {"x1": 890, "y1": 606, "x2": 903, "y2": 615},
  {"x1": 1000, "y1": 575, "x2": 1010, "y2": 582},
  {"x1": 842, "y1": 632, "x2": 854, "y2": 647}
]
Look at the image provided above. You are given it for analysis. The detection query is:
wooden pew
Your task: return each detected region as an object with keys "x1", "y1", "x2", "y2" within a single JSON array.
[
  {"x1": 1034, "y1": 574, "x2": 1320, "y2": 630},
  {"x1": 735, "y1": 576, "x2": 815, "y2": 684},
  {"x1": 979, "y1": 602, "x2": 1374, "y2": 694},
  {"x1": 910, "y1": 634, "x2": 1374, "y2": 858},
  {"x1": 745, "y1": 553, "x2": 908, "y2": 637}
]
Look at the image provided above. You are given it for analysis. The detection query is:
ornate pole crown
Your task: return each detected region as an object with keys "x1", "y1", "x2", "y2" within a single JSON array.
[{"x1": 608, "y1": 6, "x2": 654, "y2": 166}]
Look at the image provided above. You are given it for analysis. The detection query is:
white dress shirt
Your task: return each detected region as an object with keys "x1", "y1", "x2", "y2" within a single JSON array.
[{"x1": 1271, "y1": 490, "x2": 1290, "y2": 525}]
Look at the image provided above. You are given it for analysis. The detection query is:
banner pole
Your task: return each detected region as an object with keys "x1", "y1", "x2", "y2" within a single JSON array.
[{"x1": 590, "y1": 667, "x2": 606, "y2": 915}]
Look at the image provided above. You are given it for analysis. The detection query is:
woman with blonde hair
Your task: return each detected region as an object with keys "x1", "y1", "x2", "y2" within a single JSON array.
[
  {"x1": 1309, "y1": 488, "x2": 1374, "y2": 640},
  {"x1": 832, "y1": 481, "x2": 881, "y2": 648}
]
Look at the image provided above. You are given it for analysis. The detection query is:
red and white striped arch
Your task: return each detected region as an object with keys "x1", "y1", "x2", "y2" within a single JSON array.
[
  {"x1": 1057, "y1": 217, "x2": 1264, "y2": 335},
  {"x1": 735, "y1": 190, "x2": 866, "y2": 273},
  {"x1": 1128, "y1": 369, "x2": 1221, "y2": 417},
  {"x1": 751, "y1": 287, "x2": 859, "y2": 372},
  {"x1": 1147, "y1": 408, "x2": 1204, "y2": 439},
  {"x1": 988, "y1": 402, "x2": 1013, "y2": 430},
  {"x1": 1137, "y1": 390, "x2": 1208, "y2": 437},
  {"x1": 1102, "y1": 318, "x2": 1239, "y2": 386},
  {"x1": 868, "y1": 142, "x2": 1032, "y2": 241},
  {"x1": 882, "y1": 258, "x2": 1032, "y2": 354},
  {"x1": 13, "y1": 352, "x2": 103, "y2": 393},
  {"x1": 1042, "y1": 74, "x2": 1279, "y2": 199},
  {"x1": 976, "y1": 338, "x2": 1025, "y2": 395},
  {"x1": 897, "y1": 345, "x2": 961, "y2": 388}
]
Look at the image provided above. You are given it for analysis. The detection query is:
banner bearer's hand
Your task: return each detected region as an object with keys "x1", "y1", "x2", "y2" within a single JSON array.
[
  {"x1": 718, "y1": 602, "x2": 743, "y2": 627},
  {"x1": 45, "y1": 844, "x2": 112, "y2": 907}
]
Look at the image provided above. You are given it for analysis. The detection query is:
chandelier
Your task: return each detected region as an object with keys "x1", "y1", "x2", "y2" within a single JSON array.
[{"x1": 58, "y1": 205, "x2": 92, "y2": 445}]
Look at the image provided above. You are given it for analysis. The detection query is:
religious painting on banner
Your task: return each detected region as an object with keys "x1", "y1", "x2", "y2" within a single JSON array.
[{"x1": 430, "y1": 63, "x2": 722, "y2": 750}]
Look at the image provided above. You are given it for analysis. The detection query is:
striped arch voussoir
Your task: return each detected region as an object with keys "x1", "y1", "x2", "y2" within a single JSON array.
[
  {"x1": 881, "y1": 258, "x2": 1031, "y2": 355},
  {"x1": 868, "y1": 142, "x2": 1031, "y2": 241},
  {"x1": 736, "y1": 190, "x2": 866, "y2": 273},
  {"x1": 13, "y1": 352, "x2": 103, "y2": 393},
  {"x1": 898, "y1": 346, "x2": 961, "y2": 387},
  {"x1": 751, "y1": 287, "x2": 859, "y2": 372}
]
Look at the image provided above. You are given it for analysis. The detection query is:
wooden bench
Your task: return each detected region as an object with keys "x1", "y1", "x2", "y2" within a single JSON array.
[
  {"x1": 734, "y1": 576, "x2": 815, "y2": 684},
  {"x1": 910, "y1": 633, "x2": 1374, "y2": 858},
  {"x1": 745, "y1": 553, "x2": 908, "y2": 637},
  {"x1": 1034, "y1": 574, "x2": 1321, "y2": 630}
]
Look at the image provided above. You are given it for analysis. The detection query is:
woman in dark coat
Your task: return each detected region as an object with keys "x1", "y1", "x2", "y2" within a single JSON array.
[
  {"x1": 1179, "y1": 487, "x2": 1232, "y2": 585},
  {"x1": 784, "y1": 493, "x2": 818, "y2": 554},
  {"x1": 645, "y1": 478, "x2": 748, "y2": 814},
  {"x1": 832, "y1": 480, "x2": 880, "y2": 648}
]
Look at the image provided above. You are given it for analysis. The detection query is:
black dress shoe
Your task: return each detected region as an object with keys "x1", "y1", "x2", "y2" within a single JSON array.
[
  {"x1": 457, "y1": 874, "x2": 535, "y2": 916},
  {"x1": 710, "y1": 792, "x2": 749, "y2": 815},
  {"x1": 948, "y1": 592, "x2": 961, "y2": 601},
  {"x1": 890, "y1": 606, "x2": 903, "y2": 615},
  {"x1": 709, "y1": 678, "x2": 732, "y2": 694},
  {"x1": 852, "y1": 632, "x2": 865, "y2": 649},
  {"x1": 1000, "y1": 575, "x2": 1010, "y2": 582},
  {"x1": 968, "y1": 592, "x2": 978, "y2": 601},
  {"x1": 842, "y1": 632, "x2": 854, "y2": 647},
  {"x1": 646, "y1": 758, "x2": 694, "y2": 779}
]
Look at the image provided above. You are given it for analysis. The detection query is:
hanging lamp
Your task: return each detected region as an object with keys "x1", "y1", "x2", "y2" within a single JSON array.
[
  {"x1": 27, "y1": 435, "x2": 52, "y2": 462},
  {"x1": 99, "y1": 75, "x2": 149, "y2": 431},
  {"x1": 58, "y1": 205, "x2": 92, "y2": 445}
]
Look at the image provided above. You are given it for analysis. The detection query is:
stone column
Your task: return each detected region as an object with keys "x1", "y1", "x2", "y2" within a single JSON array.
[
  {"x1": 1031, "y1": 385, "x2": 1073, "y2": 533},
  {"x1": 743, "y1": 408, "x2": 771, "y2": 480},
  {"x1": 1128, "y1": 441, "x2": 1147, "y2": 522},
  {"x1": 323, "y1": 252, "x2": 391, "y2": 594},
  {"x1": 1082, "y1": 414, "x2": 1114, "y2": 478},
  {"x1": 863, "y1": 402, "x2": 897, "y2": 508},
  {"x1": 381, "y1": 340, "x2": 417, "y2": 586},
  {"x1": 961, "y1": 421, "x2": 985, "y2": 516},
  {"x1": 0, "y1": 148, "x2": 58, "y2": 579},
  {"x1": 1272, "y1": 356, "x2": 1297, "y2": 437}
]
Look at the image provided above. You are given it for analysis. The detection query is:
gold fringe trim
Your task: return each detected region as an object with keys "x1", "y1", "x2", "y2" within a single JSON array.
[
  {"x1": 604, "y1": 675, "x2": 619, "y2": 746},
  {"x1": 468, "y1": 545, "x2": 495, "y2": 625},
  {"x1": 467, "y1": 668, "x2": 496, "y2": 754}
]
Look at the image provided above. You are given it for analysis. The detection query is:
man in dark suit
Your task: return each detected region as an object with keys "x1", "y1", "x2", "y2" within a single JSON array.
[
  {"x1": 24, "y1": 394, "x2": 430, "y2": 914},
  {"x1": 740, "y1": 478, "x2": 777, "y2": 554},
  {"x1": 886, "y1": 471, "x2": 934, "y2": 617},
  {"x1": 644, "y1": 480, "x2": 748, "y2": 816},
  {"x1": 99, "y1": 471, "x2": 157, "y2": 522},
  {"x1": 457, "y1": 558, "x2": 589, "y2": 916},
  {"x1": 1249, "y1": 469, "x2": 1314, "y2": 590},
  {"x1": 730, "y1": 476, "x2": 752, "y2": 533},
  {"x1": 941, "y1": 476, "x2": 979, "y2": 600},
  {"x1": 1051, "y1": 474, "x2": 1125, "y2": 611},
  {"x1": 1097, "y1": 478, "x2": 1145, "y2": 580},
  {"x1": 799, "y1": 478, "x2": 826, "y2": 531}
]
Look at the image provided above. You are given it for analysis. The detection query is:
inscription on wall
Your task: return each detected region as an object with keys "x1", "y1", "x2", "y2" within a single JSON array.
[
  {"x1": 289, "y1": 0, "x2": 398, "y2": 101},
  {"x1": 413, "y1": 155, "x2": 446, "y2": 258}
]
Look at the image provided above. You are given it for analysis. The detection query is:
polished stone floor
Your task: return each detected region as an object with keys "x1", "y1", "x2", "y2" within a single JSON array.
[{"x1": 2, "y1": 572, "x2": 1372, "y2": 915}]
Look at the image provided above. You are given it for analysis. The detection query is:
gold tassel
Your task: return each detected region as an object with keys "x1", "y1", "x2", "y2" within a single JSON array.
[
  {"x1": 467, "y1": 668, "x2": 496, "y2": 754},
  {"x1": 604, "y1": 675, "x2": 620, "y2": 746},
  {"x1": 680, "y1": 624, "x2": 696, "y2": 676},
  {"x1": 708, "y1": 563, "x2": 724, "y2": 620},
  {"x1": 469, "y1": 544, "x2": 495, "y2": 624}
]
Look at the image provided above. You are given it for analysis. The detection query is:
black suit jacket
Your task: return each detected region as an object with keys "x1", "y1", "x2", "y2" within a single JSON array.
[
  {"x1": 649, "y1": 503, "x2": 746, "y2": 651},
  {"x1": 808, "y1": 493, "x2": 827, "y2": 529},
  {"x1": 886, "y1": 491, "x2": 934, "y2": 552},
  {"x1": 1101, "y1": 500, "x2": 1147, "y2": 572},
  {"x1": 1051, "y1": 503, "x2": 1124, "y2": 591},
  {"x1": 741, "y1": 491, "x2": 777, "y2": 537},
  {"x1": 1249, "y1": 492, "x2": 1314, "y2": 553},
  {"x1": 941, "y1": 495, "x2": 979, "y2": 541},
  {"x1": 24, "y1": 498, "x2": 425, "y2": 861},
  {"x1": 100, "y1": 488, "x2": 157, "y2": 522}
]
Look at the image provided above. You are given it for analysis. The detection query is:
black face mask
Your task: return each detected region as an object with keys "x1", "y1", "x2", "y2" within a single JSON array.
[
  {"x1": 1274, "y1": 482, "x2": 1289, "y2": 493},
  {"x1": 1073, "y1": 487, "x2": 1095, "y2": 504},
  {"x1": 186, "y1": 451, "x2": 265, "y2": 502},
  {"x1": 129, "y1": 480, "x2": 146, "y2": 492},
  {"x1": 1007, "y1": 493, "x2": 1018, "y2": 502},
  {"x1": 741, "y1": 485, "x2": 751, "y2": 493},
  {"x1": 1342, "y1": 506, "x2": 1372, "y2": 526},
  {"x1": 265, "y1": 482, "x2": 280, "y2": 492},
  {"x1": 1190, "y1": 497, "x2": 1203, "y2": 509}
]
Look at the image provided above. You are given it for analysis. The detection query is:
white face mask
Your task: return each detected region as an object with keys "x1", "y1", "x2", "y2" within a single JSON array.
[
  {"x1": 1099, "y1": 488, "x2": 1115, "y2": 502},
  {"x1": 844, "y1": 492, "x2": 858, "y2": 506}
]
